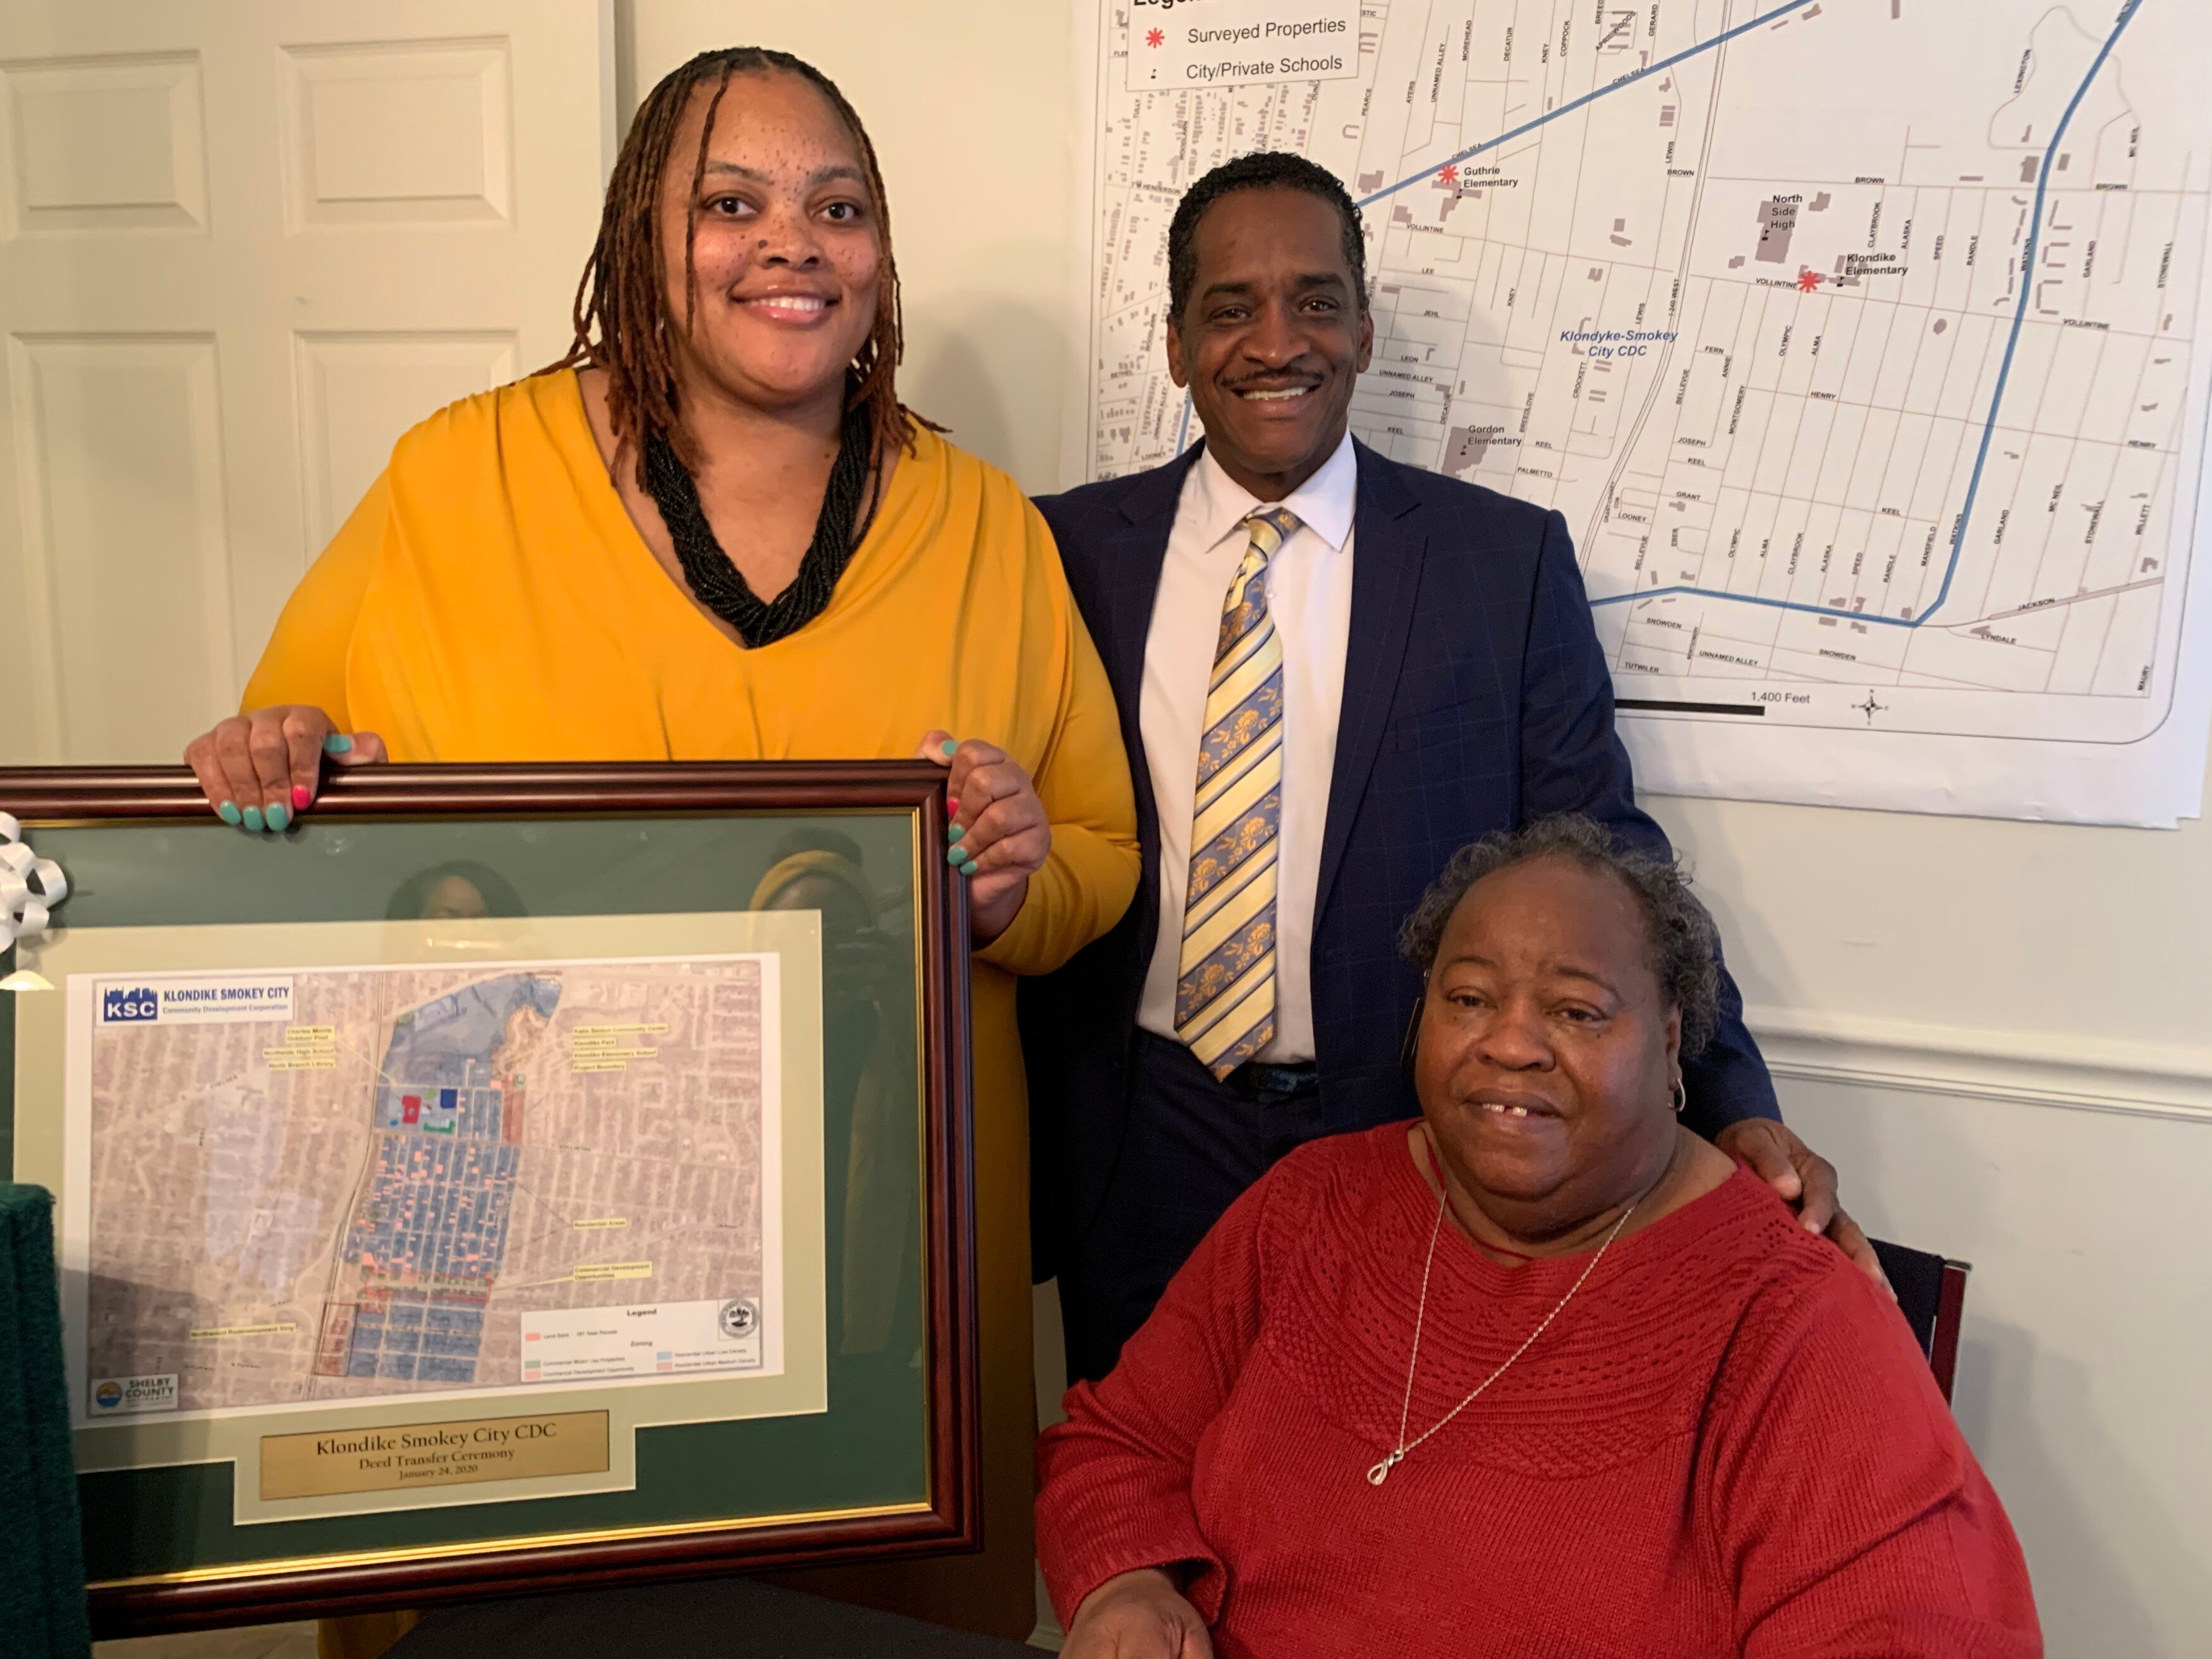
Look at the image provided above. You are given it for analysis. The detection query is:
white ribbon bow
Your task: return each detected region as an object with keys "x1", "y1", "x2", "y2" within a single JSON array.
[{"x1": 0, "y1": 811, "x2": 68, "y2": 949}]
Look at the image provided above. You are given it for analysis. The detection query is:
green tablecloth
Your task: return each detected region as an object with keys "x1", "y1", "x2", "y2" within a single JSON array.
[{"x1": 0, "y1": 1183, "x2": 90, "y2": 1658}]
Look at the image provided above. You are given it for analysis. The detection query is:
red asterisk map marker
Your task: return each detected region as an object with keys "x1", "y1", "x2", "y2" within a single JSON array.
[
  {"x1": 1146, "y1": 27, "x2": 1164, "y2": 47},
  {"x1": 1797, "y1": 269, "x2": 1822, "y2": 292},
  {"x1": 1439, "y1": 163, "x2": 1459, "y2": 185}
]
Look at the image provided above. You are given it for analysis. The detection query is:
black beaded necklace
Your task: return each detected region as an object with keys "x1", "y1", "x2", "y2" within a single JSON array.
[{"x1": 641, "y1": 395, "x2": 875, "y2": 648}]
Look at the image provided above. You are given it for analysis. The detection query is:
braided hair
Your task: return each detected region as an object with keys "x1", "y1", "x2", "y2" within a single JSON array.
[{"x1": 552, "y1": 48, "x2": 919, "y2": 483}]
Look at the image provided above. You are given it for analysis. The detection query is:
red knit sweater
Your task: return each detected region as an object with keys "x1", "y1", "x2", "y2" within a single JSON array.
[{"x1": 1037, "y1": 1125, "x2": 2039, "y2": 1658}]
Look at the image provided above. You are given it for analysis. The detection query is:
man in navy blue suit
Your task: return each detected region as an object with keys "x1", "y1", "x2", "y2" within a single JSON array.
[{"x1": 1022, "y1": 153, "x2": 1879, "y2": 1384}]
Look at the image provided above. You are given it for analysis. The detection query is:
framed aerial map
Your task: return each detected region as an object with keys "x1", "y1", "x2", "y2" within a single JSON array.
[{"x1": 0, "y1": 762, "x2": 978, "y2": 1635}]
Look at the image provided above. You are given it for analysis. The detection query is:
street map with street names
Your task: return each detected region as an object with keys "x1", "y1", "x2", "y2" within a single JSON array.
[
  {"x1": 73, "y1": 956, "x2": 778, "y2": 1425},
  {"x1": 1075, "y1": 0, "x2": 2212, "y2": 822}
]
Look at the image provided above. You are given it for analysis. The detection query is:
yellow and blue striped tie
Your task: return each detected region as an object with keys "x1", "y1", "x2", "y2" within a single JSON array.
[{"x1": 1176, "y1": 506, "x2": 1297, "y2": 1079}]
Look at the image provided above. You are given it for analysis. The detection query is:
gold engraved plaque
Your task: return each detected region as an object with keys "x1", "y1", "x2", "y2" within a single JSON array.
[{"x1": 260, "y1": 1411, "x2": 611, "y2": 1501}]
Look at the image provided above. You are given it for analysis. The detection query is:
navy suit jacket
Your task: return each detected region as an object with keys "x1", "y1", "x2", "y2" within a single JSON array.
[{"x1": 1019, "y1": 439, "x2": 1779, "y2": 1283}]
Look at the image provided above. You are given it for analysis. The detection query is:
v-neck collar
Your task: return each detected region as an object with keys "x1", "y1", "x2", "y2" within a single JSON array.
[{"x1": 552, "y1": 369, "x2": 924, "y2": 657}]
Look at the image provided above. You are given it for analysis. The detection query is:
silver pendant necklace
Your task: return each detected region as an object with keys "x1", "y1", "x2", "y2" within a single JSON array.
[{"x1": 1366, "y1": 1164, "x2": 1643, "y2": 1487}]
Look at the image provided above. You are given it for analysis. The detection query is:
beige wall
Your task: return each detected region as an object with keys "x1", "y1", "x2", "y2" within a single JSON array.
[
  {"x1": 624, "y1": 6, "x2": 2211, "y2": 1654},
  {"x1": 622, "y1": 1, "x2": 1079, "y2": 495},
  {"x1": 1648, "y1": 786, "x2": 2212, "y2": 1659}
]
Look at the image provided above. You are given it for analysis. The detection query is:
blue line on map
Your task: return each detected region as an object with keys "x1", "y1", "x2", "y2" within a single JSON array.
[
  {"x1": 1153, "y1": 0, "x2": 1799, "y2": 468},
  {"x1": 1897, "y1": 0, "x2": 2143, "y2": 625},
  {"x1": 1492, "y1": 0, "x2": 2139, "y2": 629},
  {"x1": 1353, "y1": 0, "x2": 1809, "y2": 212},
  {"x1": 1163, "y1": 1, "x2": 1799, "y2": 471},
  {"x1": 1163, "y1": 0, "x2": 2142, "y2": 618}
]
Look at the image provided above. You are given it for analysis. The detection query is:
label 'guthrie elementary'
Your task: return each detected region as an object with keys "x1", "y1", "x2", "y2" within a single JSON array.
[{"x1": 260, "y1": 1410, "x2": 610, "y2": 1501}]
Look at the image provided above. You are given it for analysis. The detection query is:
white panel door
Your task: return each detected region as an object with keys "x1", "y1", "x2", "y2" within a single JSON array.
[{"x1": 0, "y1": 1, "x2": 609, "y2": 763}]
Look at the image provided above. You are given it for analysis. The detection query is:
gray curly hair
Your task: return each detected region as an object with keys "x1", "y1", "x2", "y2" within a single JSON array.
[{"x1": 1397, "y1": 813, "x2": 1723, "y2": 1057}]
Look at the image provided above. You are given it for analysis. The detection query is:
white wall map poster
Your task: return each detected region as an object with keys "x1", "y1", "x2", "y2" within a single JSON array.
[{"x1": 1073, "y1": 0, "x2": 2212, "y2": 825}]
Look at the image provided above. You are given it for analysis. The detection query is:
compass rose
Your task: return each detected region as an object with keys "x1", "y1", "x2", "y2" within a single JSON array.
[{"x1": 1853, "y1": 691, "x2": 1887, "y2": 725}]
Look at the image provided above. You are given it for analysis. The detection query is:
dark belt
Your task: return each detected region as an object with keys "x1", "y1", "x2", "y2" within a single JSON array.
[{"x1": 1223, "y1": 1059, "x2": 1321, "y2": 1100}]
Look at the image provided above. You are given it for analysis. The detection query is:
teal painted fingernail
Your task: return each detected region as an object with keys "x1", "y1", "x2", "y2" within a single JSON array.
[
  {"x1": 216, "y1": 801, "x2": 242, "y2": 826},
  {"x1": 266, "y1": 803, "x2": 289, "y2": 833},
  {"x1": 946, "y1": 846, "x2": 968, "y2": 865},
  {"x1": 940, "y1": 739, "x2": 958, "y2": 757},
  {"x1": 241, "y1": 806, "x2": 264, "y2": 832},
  {"x1": 324, "y1": 732, "x2": 353, "y2": 754},
  {"x1": 947, "y1": 825, "x2": 965, "y2": 844},
  {"x1": 959, "y1": 860, "x2": 980, "y2": 878}
]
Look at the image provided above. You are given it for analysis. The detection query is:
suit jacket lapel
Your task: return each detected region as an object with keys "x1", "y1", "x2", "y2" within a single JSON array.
[
  {"x1": 1092, "y1": 447, "x2": 1197, "y2": 695},
  {"x1": 1316, "y1": 443, "x2": 1425, "y2": 918},
  {"x1": 1097, "y1": 444, "x2": 1203, "y2": 753},
  {"x1": 1102, "y1": 446, "x2": 1205, "y2": 971}
]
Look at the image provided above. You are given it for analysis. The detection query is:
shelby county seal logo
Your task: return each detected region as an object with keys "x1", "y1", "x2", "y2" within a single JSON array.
[
  {"x1": 90, "y1": 1373, "x2": 177, "y2": 1414},
  {"x1": 717, "y1": 1297, "x2": 759, "y2": 1340}
]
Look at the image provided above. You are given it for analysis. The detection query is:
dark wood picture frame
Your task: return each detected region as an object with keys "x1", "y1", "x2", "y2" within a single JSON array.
[{"x1": 0, "y1": 761, "x2": 980, "y2": 1636}]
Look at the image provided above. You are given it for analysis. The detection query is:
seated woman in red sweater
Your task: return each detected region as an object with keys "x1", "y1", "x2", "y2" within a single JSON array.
[{"x1": 1036, "y1": 813, "x2": 2039, "y2": 1659}]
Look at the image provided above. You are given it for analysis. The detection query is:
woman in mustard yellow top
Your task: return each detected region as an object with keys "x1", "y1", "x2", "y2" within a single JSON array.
[{"x1": 179, "y1": 48, "x2": 1137, "y2": 1641}]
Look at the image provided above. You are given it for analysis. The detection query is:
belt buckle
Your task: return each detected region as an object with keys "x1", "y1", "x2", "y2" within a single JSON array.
[{"x1": 1239, "y1": 1060, "x2": 1312, "y2": 1097}]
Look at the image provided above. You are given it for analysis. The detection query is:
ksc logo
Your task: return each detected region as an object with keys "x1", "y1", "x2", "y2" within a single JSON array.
[{"x1": 101, "y1": 987, "x2": 159, "y2": 1024}]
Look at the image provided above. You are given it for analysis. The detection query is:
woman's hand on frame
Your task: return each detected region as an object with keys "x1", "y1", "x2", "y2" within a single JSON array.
[
  {"x1": 183, "y1": 707, "x2": 386, "y2": 832},
  {"x1": 920, "y1": 730, "x2": 1050, "y2": 946}
]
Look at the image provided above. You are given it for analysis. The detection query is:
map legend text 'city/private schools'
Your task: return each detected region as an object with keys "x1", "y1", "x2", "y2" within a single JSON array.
[{"x1": 1126, "y1": 0, "x2": 1359, "y2": 90}]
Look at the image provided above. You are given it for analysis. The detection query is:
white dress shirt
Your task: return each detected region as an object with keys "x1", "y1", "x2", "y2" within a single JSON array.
[{"x1": 1137, "y1": 430, "x2": 1358, "y2": 1063}]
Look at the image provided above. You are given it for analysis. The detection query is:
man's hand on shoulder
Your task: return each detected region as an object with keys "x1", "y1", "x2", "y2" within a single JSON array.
[
  {"x1": 1715, "y1": 1119, "x2": 1892, "y2": 1295},
  {"x1": 1064, "y1": 1568, "x2": 1215, "y2": 1659}
]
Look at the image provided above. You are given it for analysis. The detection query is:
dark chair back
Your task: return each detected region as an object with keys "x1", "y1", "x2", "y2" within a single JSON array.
[{"x1": 1869, "y1": 1238, "x2": 1969, "y2": 1402}]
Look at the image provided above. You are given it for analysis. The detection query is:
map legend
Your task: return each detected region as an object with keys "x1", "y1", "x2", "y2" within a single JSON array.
[{"x1": 1124, "y1": 0, "x2": 1359, "y2": 92}]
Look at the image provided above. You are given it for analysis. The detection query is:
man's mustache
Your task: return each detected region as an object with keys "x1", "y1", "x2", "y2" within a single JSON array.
[{"x1": 1219, "y1": 372, "x2": 1326, "y2": 392}]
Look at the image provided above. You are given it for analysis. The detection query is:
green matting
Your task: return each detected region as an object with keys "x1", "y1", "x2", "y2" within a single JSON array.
[{"x1": 2, "y1": 811, "x2": 931, "y2": 1584}]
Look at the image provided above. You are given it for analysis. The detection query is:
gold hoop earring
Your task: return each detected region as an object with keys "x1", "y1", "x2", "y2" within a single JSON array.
[
  {"x1": 1671, "y1": 1077, "x2": 1687, "y2": 1115},
  {"x1": 1399, "y1": 973, "x2": 1429, "y2": 1079}
]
